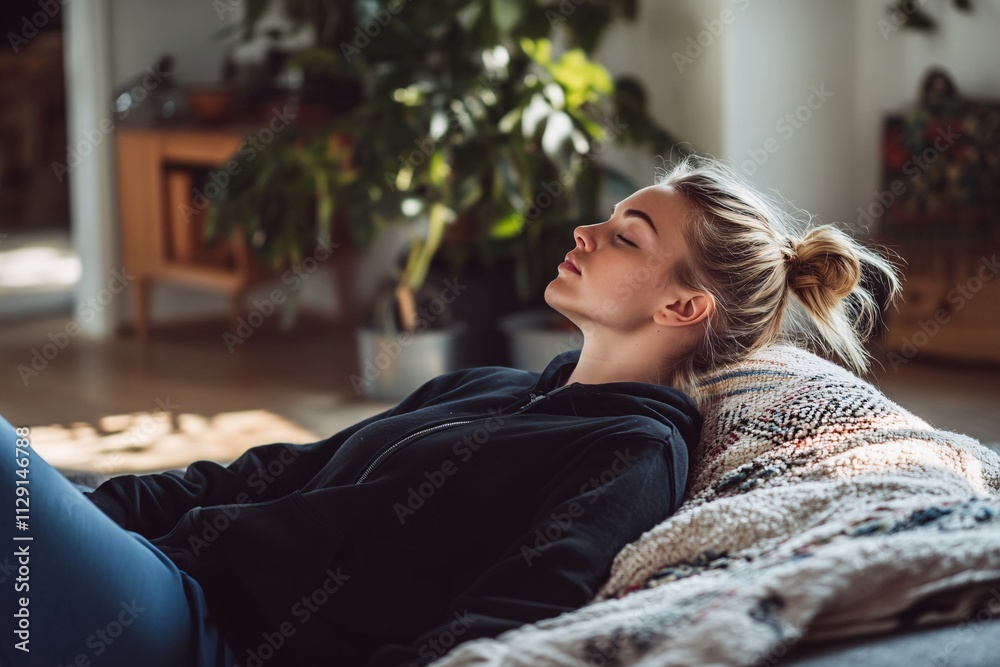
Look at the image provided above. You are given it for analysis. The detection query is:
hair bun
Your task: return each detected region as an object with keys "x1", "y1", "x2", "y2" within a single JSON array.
[{"x1": 785, "y1": 226, "x2": 862, "y2": 304}]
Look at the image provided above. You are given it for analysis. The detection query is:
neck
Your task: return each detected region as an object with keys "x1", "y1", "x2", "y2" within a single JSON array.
[{"x1": 562, "y1": 333, "x2": 681, "y2": 387}]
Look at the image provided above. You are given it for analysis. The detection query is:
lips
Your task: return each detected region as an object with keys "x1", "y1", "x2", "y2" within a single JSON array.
[{"x1": 560, "y1": 254, "x2": 581, "y2": 275}]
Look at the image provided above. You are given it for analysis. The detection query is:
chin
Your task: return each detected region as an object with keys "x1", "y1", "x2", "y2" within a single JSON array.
[
  {"x1": 543, "y1": 286, "x2": 575, "y2": 322},
  {"x1": 543, "y1": 281, "x2": 563, "y2": 309}
]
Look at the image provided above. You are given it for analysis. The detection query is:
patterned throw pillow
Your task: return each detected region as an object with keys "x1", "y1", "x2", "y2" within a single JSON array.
[{"x1": 684, "y1": 342, "x2": 999, "y2": 511}]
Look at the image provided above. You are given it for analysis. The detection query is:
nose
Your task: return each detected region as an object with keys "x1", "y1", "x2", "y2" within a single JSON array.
[{"x1": 573, "y1": 225, "x2": 595, "y2": 251}]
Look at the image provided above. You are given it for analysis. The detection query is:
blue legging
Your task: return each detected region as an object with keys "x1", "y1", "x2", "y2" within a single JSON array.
[{"x1": 0, "y1": 415, "x2": 238, "y2": 667}]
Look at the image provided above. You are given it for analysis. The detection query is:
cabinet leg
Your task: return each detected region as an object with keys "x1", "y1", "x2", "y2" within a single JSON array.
[
  {"x1": 134, "y1": 276, "x2": 151, "y2": 343},
  {"x1": 229, "y1": 290, "x2": 244, "y2": 334},
  {"x1": 332, "y1": 246, "x2": 357, "y2": 329}
]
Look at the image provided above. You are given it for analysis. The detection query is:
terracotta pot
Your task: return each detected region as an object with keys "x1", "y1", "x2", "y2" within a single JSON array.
[{"x1": 184, "y1": 84, "x2": 236, "y2": 123}]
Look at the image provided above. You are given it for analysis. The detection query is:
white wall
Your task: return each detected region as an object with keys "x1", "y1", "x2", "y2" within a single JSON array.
[
  {"x1": 600, "y1": 0, "x2": 1000, "y2": 239},
  {"x1": 597, "y1": 0, "x2": 859, "y2": 230},
  {"x1": 595, "y1": 0, "x2": 729, "y2": 190},
  {"x1": 726, "y1": 0, "x2": 857, "y2": 230},
  {"x1": 110, "y1": 0, "x2": 237, "y2": 87}
]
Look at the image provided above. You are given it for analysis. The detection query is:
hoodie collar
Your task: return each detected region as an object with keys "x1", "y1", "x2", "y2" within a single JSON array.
[
  {"x1": 532, "y1": 348, "x2": 583, "y2": 393},
  {"x1": 529, "y1": 348, "x2": 703, "y2": 457},
  {"x1": 531, "y1": 348, "x2": 700, "y2": 411}
]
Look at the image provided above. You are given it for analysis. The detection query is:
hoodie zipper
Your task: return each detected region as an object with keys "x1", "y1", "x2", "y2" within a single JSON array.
[{"x1": 354, "y1": 382, "x2": 575, "y2": 484}]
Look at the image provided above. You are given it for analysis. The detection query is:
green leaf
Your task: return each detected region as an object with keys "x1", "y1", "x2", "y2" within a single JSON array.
[
  {"x1": 498, "y1": 106, "x2": 522, "y2": 134},
  {"x1": 520, "y1": 37, "x2": 551, "y2": 65},
  {"x1": 489, "y1": 209, "x2": 524, "y2": 239},
  {"x1": 289, "y1": 47, "x2": 347, "y2": 76},
  {"x1": 242, "y1": 0, "x2": 270, "y2": 40},
  {"x1": 280, "y1": 278, "x2": 303, "y2": 331},
  {"x1": 428, "y1": 151, "x2": 450, "y2": 187},
  {"x1": 314, "y1": 170, "x2": 333, "y2": 243},
  {"x1": 491, "y1": 0, "x2": 523, "y2": 36}
]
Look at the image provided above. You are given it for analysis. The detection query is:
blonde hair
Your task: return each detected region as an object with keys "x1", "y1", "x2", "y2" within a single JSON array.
[{"x1": 655, "y1": 154, "x2": 902, "y2": 398}]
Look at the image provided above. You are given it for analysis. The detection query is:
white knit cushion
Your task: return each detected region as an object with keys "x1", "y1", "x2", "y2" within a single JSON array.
[{"x1": 684, "y1": 342, "x2": 1000, "y2": 510}]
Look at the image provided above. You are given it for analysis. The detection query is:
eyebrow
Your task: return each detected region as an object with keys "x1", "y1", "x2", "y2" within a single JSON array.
[{"x1": 623, "y1": 208, "x2": 659, "y2": 236}]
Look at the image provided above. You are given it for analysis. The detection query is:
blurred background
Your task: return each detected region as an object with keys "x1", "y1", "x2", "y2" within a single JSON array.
[{"x1": 0, "y1": 0, "x2": 997, "y2": 478}]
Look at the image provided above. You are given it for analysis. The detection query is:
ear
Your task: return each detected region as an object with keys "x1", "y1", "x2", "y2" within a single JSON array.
[{"x1": 653, "y1": 290, "x2": 714, "y2": 327}]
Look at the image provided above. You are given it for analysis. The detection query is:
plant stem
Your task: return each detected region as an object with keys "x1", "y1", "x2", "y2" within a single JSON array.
[{"x1": 398, "y1": 203, "x2": 450, "y2": 331}]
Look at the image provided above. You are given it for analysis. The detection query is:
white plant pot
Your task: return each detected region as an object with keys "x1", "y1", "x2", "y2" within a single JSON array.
[
  {"x1": 355, "y1": 322, "x2": 466, "y2": 402},
  {"x1": 500, "y1": 309, "x2": 582, "y2": 372}
]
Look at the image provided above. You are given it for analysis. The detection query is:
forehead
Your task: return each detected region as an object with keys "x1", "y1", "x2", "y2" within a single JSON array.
[{"x1": 618, "y1": 185, "x2": 690, "y2": 230}]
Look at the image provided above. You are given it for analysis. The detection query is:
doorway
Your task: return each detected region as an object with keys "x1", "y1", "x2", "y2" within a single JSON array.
[{"x1": 0, "y1": 3, "x2": 76, "y2": 320}]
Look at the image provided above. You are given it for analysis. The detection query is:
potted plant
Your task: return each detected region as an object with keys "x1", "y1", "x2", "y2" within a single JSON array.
[{"x1": 207, "y1": 0, "x2": 680, "y2": 394}]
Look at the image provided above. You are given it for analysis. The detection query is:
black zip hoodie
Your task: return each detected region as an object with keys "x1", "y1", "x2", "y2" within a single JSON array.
[{"x1": 84, "y1": 348, "x2": 702, "y2": 667}]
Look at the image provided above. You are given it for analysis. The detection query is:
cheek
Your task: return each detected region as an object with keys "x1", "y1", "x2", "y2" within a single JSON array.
[{"x1": 611, "y1": 260, "x2": 661, "y2": 298}]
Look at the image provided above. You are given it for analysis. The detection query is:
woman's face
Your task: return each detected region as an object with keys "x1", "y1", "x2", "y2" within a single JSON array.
[{"x1": 544, "y1": 184, "x2": 693, "y2": 332}]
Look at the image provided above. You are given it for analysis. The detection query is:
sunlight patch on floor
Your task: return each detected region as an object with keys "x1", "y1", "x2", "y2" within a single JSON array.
[{"x1": 30, "y1": 408, "x2": 319, "y2": 474}]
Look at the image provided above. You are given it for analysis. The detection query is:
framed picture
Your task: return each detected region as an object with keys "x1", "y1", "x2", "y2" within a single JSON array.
[{"x1": 877, "y1": 96, "x2": 1000, "y2": 253}]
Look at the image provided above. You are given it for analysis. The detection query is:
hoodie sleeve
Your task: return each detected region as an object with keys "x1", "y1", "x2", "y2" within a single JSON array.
[
  {"x1": 363, "y1": 432, "x2": 690, "y2": 667},
  {"x1": 82, "y1": 367, "x2": 491, "y2": 538}
]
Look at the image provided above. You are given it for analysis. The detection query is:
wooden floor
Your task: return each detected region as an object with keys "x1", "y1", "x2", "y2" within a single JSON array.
[
  {"x1": 866, "y1": 339, "x2": 1000, "y2": 451},
  {"x1": 1, "y1": 312, "x2": 998, "y2": 476},
  {"x1": 0, "y1": 312, "x2": 396, "y2": 474}
]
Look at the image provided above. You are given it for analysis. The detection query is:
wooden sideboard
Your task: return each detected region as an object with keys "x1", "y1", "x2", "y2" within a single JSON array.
[
  {"x1": 881, "y1": 247, "x2": 1000, "y2": 367},
  {"x1": 115, "y1": 125, "x2": 353, "y2": 341}
]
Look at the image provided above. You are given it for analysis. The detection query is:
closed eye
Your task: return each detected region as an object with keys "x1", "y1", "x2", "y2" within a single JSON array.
[{"x1": 616, "y1": 234, "x2": 637, "y2": 248}]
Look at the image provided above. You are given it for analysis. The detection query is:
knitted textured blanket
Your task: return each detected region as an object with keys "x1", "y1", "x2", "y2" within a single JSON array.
[{"x1": 429, "y1": 344, "x2": 1000, "y2": 667}]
